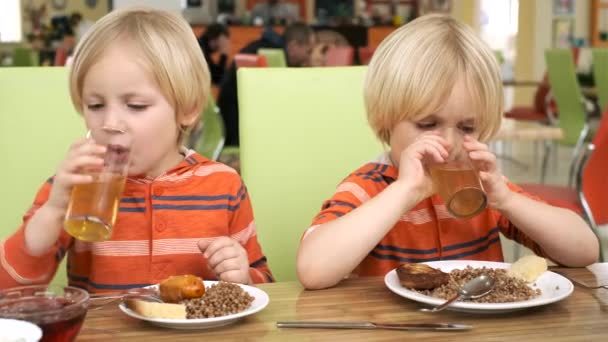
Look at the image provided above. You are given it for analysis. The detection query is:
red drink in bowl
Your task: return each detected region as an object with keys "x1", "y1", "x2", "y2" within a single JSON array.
[{"x1": 0, "y1": 285, "x2": 89, "y2": 342}]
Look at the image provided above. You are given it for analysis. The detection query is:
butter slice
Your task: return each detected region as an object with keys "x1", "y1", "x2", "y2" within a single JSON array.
[{"x1": 508, "y1": 255, "x2": 548, "y2": 282}]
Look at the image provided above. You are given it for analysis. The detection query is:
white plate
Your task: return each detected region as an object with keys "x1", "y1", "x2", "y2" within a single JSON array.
[
  {"x1": 119, "y1": 281, "x2": 269, "y2": 329},
  {"x1": 385, "y1": 260, "x2": 573, "y2": 313},
  {"x1": 0, "y1": 318, "x2": 42, "y2": 342}
]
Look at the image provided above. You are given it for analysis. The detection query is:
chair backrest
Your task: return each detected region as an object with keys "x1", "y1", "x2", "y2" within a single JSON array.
[
  {"x1": 195, "y1": 99, "x2": 226, "y2": 161},
  {"x1": 12, "y1": 47, "x2": 38, "y2": 67},
  {"x1": 592, "y1": 48, "x2": 608, "y2": 113},
  {"x1": 234, "y1": 53, "x2": 268, "y2": 68},
  {"x1": 237, "y1": 67, "x2": 384, "y2": 281},
  {"x1": 257, "y1": 48, "x2": 287, "y2": 67},
  {"x1": 545, "y1": 49, "x2": 588, "y2": 146},
  {"x1": 0, "y1": 67, "x2": 83, "y2": 286},
  {"x1": 582, "y1": 112, "x2": 608, "y2": 225},
  {"x1": 358, "y1": 46, "x2": 376, "y2": 65},
  {"x1": 325, "y1": 46, "x2": 354, "y2": 66}
]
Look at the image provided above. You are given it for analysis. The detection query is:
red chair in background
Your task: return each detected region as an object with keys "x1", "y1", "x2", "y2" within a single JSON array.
[
  {"x1": 325, "y1": 46, "x2": 354, "y2": 66},
  {"x1": 518, "y1": 111, "x2": 608, "y2": 261},
  {"x1": 358, "y1": 46, "x2": 376, "y2": 65},
  {"x1": 234, "y1": 54, "x2": 268, "y2": 68}
]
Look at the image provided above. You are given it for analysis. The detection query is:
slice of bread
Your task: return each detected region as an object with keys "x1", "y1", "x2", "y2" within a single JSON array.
[
  {"x1": 508, "y1": 255, "x2": 548, "y2": 282},
  {"x1": 124, "y1": 299, "x2": 187, "y2": 319}
]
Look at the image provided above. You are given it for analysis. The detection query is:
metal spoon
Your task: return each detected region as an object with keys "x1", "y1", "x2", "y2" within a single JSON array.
[{"x1": 420, "y1": 275, "x2": 495, "y2": 313}]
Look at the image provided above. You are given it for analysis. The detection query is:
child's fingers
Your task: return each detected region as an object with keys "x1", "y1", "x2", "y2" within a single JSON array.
[
  {"x1": 463, "y1": 137, "x2": 489, "y2": 152},
  {"x1": 213, "y1": 257, "x2": 242, "y2": 275},
  {"x1": 218, "y1": 269, "x2": 246, "y2": 283},
  {"x1": 72, "y1": 142, "x2": 107, "y2": 157},
  {"x1": 418, "y1": 133, "x2": 451, "y2": 150},
  {"x1": 199, "y1": 236, "x2": 236, "y2": 259},
  {"x1": 468, "y1": 150, "x2": 497, "y2": 172},
  {"x1": 57, "y1": 173, "x2": 95, "y2": 185},
  {"x1": 412, "y1": 138, "x2": 449, "y2": 160},
  {"x1": 66, "y1": 155, "x2": 105, "y2": 173},
  {"x1": 206, "y1": 246, "x2": 240, "y2": 269}
]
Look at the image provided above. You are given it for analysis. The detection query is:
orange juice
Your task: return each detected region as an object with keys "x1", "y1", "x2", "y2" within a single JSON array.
[
  {"x1": 429, "y1": 162, "x2": 487, "y2": 219},
  {"x1": 64, "y1": 173, "x2": 126, "y2": 242}
]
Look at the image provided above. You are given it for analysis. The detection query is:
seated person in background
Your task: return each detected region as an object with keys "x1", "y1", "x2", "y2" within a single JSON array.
[
  {"x1": 296, "y1": 14, "x2": 599, "y2": 290},
  {"x1": 0, "y1": 7, "x2": 273, "y2": 292},
  {"x1": 198, "y1": 23, "x2": 231, "y2": 86},
  {"x1": 251, "y1": 0, "x2": 300, "y2": 25},
  {"x1": 309, "y1": 30, "x2": 350, "y2": 67},
  {"x1": 217, "y1": 23, "x2": 315, "y2": 146}
]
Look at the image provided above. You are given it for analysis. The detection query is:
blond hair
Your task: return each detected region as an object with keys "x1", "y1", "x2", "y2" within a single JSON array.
[
  {"x1": 69, "y1": 7, "x2": 210, "y2": 141},
  {"x1": 364, "y1": 14, "x2": 503, "y2": 144}
]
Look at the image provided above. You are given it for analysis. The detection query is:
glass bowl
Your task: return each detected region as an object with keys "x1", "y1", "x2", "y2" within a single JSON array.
[{"x1": 0, "y1": 285, "x2": 89, "y2": 342}]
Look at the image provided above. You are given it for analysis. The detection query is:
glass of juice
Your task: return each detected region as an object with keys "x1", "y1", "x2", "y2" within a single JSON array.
[
  {"x1": 429, "y1": 139, "x2": 487, "y2": 219},
  {"x1": 64, "y1": 130, "x2": 131, "y2": 242},
  {"x1": 0, "y1": 285, "x2": 89, "y2": 342}
]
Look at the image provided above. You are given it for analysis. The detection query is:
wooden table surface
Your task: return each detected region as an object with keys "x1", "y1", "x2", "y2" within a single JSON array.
[{"x1": 78, "y1": 264, "x2": 608, "y2": 341}]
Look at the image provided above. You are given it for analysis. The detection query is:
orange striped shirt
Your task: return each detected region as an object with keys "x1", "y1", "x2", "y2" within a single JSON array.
[
  {"x1": 305, "y1": 155, "x2": 550, "y2": 277},
  {"x1": 0, "y1": 150, "x2": 273, "y2": 291}
]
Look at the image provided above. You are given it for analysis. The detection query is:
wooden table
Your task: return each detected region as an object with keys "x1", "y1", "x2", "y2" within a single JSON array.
[{"x1": 78, "y1": 264, "x2": 608, "y2": 341}]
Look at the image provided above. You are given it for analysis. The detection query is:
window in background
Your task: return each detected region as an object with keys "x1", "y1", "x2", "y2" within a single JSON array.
[
  {"x1": 480, "y1": 0, "x2": 518, "y2": 108},
  {"x1": 0, "y1": 0, "x2": 22, "y2": 42}
]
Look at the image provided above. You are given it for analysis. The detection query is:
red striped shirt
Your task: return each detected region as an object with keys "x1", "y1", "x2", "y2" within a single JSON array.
[
  {"x1": 0, "y1": 151, "x2": 273, "y2": 291},
  {"x1": 305, "y1": 155, "x2": 549, "y2": 278}
]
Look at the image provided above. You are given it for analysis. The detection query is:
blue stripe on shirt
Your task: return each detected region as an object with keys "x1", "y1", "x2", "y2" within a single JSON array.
[
  {"x1": 442, "y1": 237, "x2": 501, "y2": 260},
  {"x1": 441, "y1": 227, "x2": 500, "y2": 252},
  {"x1": 152, "y1": 203, "x2": 241, "y2": 211},
  {"x1": 121, "y1": 197, "x2": 146, "y2": 203},
  {"x1": 152, "y1": 194, "x2": 239, "y2": 201},
  {"x1": 369, "y1": 251, "x2": 442, "y2": 263},
  {"x1": 375, "y1": 244, "x2": 439, "y2": 255},
  {"x1": 119, "y1": 207, "x2": 146, "y2": 213}
]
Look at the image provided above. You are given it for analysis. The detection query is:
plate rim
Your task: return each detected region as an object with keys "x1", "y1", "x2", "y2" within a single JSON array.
[
  {"x1": 0, "y1": 318, "x2": 43, "y2": 341},
  {"x1": 118, "y1": 280, "x2": 269, "y2": 325},
  {"x1": 384, "y1": 260, "x2": 574, "y2": 311}
]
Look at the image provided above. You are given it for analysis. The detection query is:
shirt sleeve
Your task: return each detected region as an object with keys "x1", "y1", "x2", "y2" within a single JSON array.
[
  {"x1": 0, "y1": 178, "x2": 73, "y2": 288},
  {"x1": 227, "y1": 177, "x2": 274, "y2": 283},
  {"x1": 304, "y1": 173, "x2": 374, "y2": 240},
  {"x1": 494, "y1": 181, "x2": 552, "y2": 258}
]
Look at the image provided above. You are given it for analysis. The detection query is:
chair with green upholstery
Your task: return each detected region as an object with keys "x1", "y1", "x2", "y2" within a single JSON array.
[
  {"x1": 193, "y1": 99, "x2": 225, "y2": 161},
  {"x1": 544, "y1": 49, "x2": 594, "y2": 185},
  {"x1": 237, "y1": 67, "x2": 383, "y2": 281},
  {"x1": 0, "y1": 67, "x2": 83, "y2": 286},
  {"x1": 257, "y1": 48, "x2": 287, "y2": 68},
  {"x1": 592, "y1": 48, "x2": 608, "y2": 113},
  {"x1": 12, "y1": 47, "x2": 38, "y2": 67}
]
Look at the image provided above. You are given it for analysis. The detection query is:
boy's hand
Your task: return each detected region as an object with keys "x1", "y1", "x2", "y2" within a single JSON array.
[
  {"x1": 198, "y1": 237, "x2": 252, "y2": 284},
  {"x1": 46, "y1": 138, "x2": 106, "y2": 213},
  {"x1": 397, "y1": 132, "x2": 450, "y2": 201},
  {"x1": 463, "y1": 136, "x2": 513, "y2": 209}
]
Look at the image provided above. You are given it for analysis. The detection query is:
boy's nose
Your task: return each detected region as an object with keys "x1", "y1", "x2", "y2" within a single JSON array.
[{"x1": 102, "y1": 111, "x2": 125, "y2": 133}]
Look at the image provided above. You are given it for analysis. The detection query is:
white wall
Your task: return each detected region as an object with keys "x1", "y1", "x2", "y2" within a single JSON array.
[{"x1": 112, "y1": 0, "x2": 182, "y2": 14}]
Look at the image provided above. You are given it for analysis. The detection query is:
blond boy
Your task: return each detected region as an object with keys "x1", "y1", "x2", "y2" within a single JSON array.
[
  {"x1": 297, "y1": 14, "x2": 598, "y2": 290},
  {"x1": 0, "y1": 8, "x2": 273, "y2": 291}
]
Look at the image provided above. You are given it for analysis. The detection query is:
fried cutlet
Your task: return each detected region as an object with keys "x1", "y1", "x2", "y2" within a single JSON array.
[{"x1": 396, "y1": 263, "x2": 450, "y2": 290}]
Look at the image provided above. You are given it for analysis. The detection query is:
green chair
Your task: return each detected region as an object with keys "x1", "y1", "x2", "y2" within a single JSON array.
[
  {"x1": 0, "y1": 67, "x2": 84, "y2": 286},
  {"x1": 592, "y1": 48, "x2": 608, "y2": 113},
  {"x1": 257, "y1": 48, "x2": 287, "y2": 68},
  {"x1": 193, "y1": 99, "x2": 225, "y2": 161},
  {"x1": 12, "y1": 47, "x2": 38, "y2": 67},
  {"x1": 544, "y1": 49, "x2": 594, "y2": 186},
  {"x1": 237, "y1": 67, "x2": 383, "y2": 281}
]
